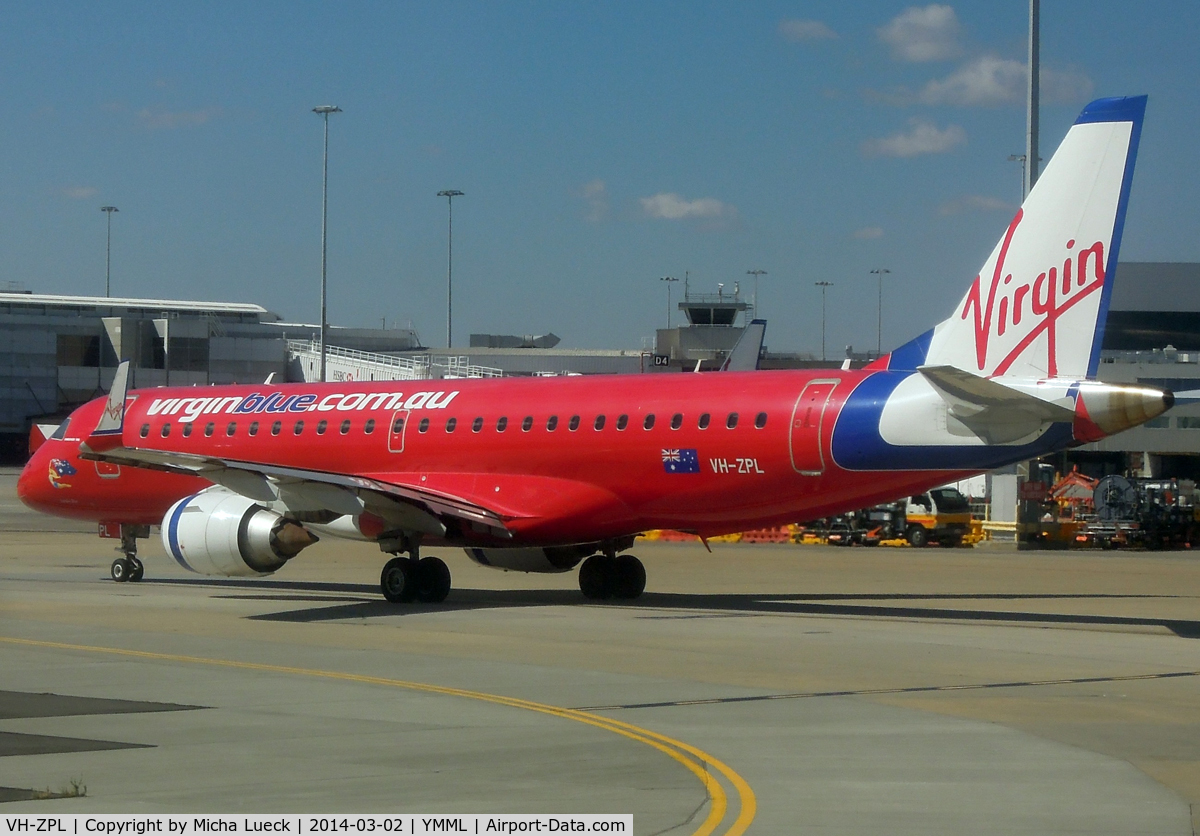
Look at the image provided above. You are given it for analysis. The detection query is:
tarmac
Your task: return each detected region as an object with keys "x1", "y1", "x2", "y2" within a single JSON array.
[{"x1": 2, "y1": 467, "x2": 1200, "y2": 834}]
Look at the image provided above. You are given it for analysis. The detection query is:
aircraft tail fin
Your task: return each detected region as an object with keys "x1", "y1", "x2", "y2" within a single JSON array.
[
  {"x1": 722, "y1": 319, "x2": 766, "y2": 371},
  {"x1": 878, "y1": 96, "x2": 1146, "y2": 381}
]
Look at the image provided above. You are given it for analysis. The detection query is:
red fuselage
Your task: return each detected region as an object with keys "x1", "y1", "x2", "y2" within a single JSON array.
[{"x1": 20, "y1": 370, "x2": 972, "y2": 543}]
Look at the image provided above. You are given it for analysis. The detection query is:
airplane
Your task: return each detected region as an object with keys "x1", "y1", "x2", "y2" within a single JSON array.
[{"x1": 18, "y1": 95, "x2": 1172, "y2": 604}]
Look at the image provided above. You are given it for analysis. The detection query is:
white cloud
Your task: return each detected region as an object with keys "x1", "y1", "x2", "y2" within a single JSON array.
[
  {"x1": 878, "y1": 5, "x2": 963, "y2": 62},
  {"x1": 579, "y1": 179, "x2": 608, "y2": 223},
  {"x1": 863, "y1": 119, "x2": 966, "y2": 158},
  {"x1": 61, "y1": 186, "x2": 98, "y2": 200},
  {"x1": 919, "y1": 54, "x2": 1023, "y2": 105},
  {"x1": 779, "y1": 19, "x2": 837, "y2": 42},
  {"x1": 939, "y1": 194, "x2": 1015, "y2": 216},
  {"x1": 854, "y1": 227, "x2": 884, "y2": 240},
  {"x1": 137, "y1": 107, "x2": 217, "y2": 129},
  {"x1": 640, "y1": 193, "x2": 734, "y2": 221},
  {"x1": 1042, "y1": 66, "x2": 1095, "y2": 104},
  {"x1": 917, "y1": 55, "x2": 1094, "y2": 106}
]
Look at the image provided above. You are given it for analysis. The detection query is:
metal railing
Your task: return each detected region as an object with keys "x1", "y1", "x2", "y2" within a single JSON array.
[{"x1": 286, "y1": 339, "x2": 503, "y2": 382}]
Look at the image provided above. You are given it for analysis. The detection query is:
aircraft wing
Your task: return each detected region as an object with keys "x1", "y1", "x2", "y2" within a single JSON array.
[{"x1": 77, "y1": 443, "x2": 511, "y2": 539}]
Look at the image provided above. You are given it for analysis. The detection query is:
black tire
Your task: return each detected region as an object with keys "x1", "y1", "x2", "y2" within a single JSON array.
[
  {"x1": 380, "y1": 557, "x2": 415, "y2": 603},
  {"x1": 612, "y1": 554, "x2": 647, "y2": 599},
  {"x1": 578, "y1": 555, "x2": 613, "y2": 600},
  {"x1": 907, "y1": 526, "x2": 929, "y2": 548},
  {"x1": 110, "y1": 558, "x2": 131, "y2": 582},
  {"x1": 414, "y1": 556, "x2": 452, "y2": 603},
  {"x1": 128, "y1": 558, "x2": 145, "y2": 582}
]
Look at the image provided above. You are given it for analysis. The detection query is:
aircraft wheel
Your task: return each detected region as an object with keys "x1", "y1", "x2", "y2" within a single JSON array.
[
  {"x1": 613, "y1": 554, "x2": 646, "y2": 600},
  {"x1": 110, "y1": 558, "x2": 131, "y2": 583},
  {"x1": 380, "y1": 557, "x2": 415, "y2": 603},
  {"x1": 906, "y1": 526, "x2": 929, "y2": 548},
  {"x1": 578, "y1": 555, "x2": 613, "y2": 600},
  {"x1": 128, "y1": 558, "x2": 145, "y2": 582},
  {"x1": 415, "y1": 557, "x2": 452, "y2": 603}
]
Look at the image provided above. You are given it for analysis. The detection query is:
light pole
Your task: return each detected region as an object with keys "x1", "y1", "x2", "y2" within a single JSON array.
[
  {"x1": 659, "y1": 276, "x2": 678, "y2": 329},
  {"x1": 870, "y1": 268, "x2": 890, "y2": 355},
  {"x1": 815, "y1": 281, "x2": 833, "y2": 361},
  {"x1": 746, "y1": 269, "x2": 767, "y2": 319},
  {"x1": 313, "y1": 105, "x2": 342, "y2": 383},
  {"x1": 100, "y1": 206, "x2": 118, "y2": 297},
  {"x1": 438, "y1": 189, "x2": 465, "y2": 348}
]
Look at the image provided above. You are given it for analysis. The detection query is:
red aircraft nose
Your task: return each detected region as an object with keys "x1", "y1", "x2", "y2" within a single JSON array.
[{"x1": 16, "y1": 447, "x2": 57, "y2": 514}]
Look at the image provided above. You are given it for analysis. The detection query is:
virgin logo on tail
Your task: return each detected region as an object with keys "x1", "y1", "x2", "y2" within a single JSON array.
[{"x1": 960, "y1": 209, "x2": 1106, "y2": 378}]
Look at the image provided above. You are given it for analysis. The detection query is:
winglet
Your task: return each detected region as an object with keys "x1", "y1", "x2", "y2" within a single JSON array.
[{"x1": 81, "y1": 361, "x2": 130, "y2": 454}]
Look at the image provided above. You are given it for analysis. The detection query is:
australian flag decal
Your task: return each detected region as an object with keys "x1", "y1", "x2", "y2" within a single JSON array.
[{"x1": 662, "y1": 448, "x2": 700, "y2": 474}]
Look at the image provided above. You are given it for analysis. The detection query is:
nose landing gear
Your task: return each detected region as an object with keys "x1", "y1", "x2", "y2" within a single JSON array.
[{"x1": 110, "y1": 526, "x2": 147, "y2": 583}]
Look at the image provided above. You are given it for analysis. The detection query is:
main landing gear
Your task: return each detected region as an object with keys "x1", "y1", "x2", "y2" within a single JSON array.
[
  {"x1": 110, "y1": 526, "x2": 145, "y2": 583},
  {"x1": 379, "y1": 536, "x2": 452, "y2": 604},
  {"x1": 578, "y1": 553, "x2": 646, "y2": 600}
]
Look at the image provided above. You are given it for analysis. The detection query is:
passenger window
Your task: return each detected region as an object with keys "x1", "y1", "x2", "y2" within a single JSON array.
[
  {"x1": 364, "y1": 419, "x2": 376, "y2": 434},
  {"x1": 182, "y1": 423, "x2": 193, "y2": 438},
  {"x1": 616, "y1": 414, "x2": 628, "y2": 430},
  {"x1": 249, "y1": 421, "x2": 259, "y2": 437},
  {"x1": 391, "y1": 417, "x2": 404, "y2": 433},
  {"x1": 226, "y1": 422, "x2": 236, "y2": 437},
  {"x1": 594, "y1": 415, "x2": 605, "y2": 431},
  {"x1": 293, "y1": 420, "x2": 304, "y2": 435},
  {"x1": 446, "y1": 417, "x2": 457, "y2": 433},
  {"x1": 522, "y1": 416, "x2": 533, "y2": 432},
  {"x1": 317, "y1": 420, "x2": 328, "y2": 435},
  {"x1": 204, "y1": 422, "x2": 215, "y2": 437},
  {"x1": 418, "y1": 417, "x2": 429, "y2": 433},
  {"x1": 698, "y1": 413, "x2": 710, "y2": 430},
  {"x1": 497, "y1": 416, "x2": 508, "y2": 432},
  {"x1": 160, "y1": 423, "x2": 171, "y2": 438},
  {"x1": 271, "y1": 421, "x2": 282, "y2": 436},
  {"x1": 755, "y1": 412, "x2": 768, "y2": 429},
  {"x1": 547, "y1": 415, "x2": 558, "y2": 431},
  {"x1": 568, "y1": 415, "x2": 580, "y2": 431},
  {"x1": 643, "y1": 414, "x2": 655, "y2": 430},
  {"x1": 472, "y1": 417, "x2": 484, "y2": 433},
  {"x1": 140, "y1": 424, "x2": 150, "y2": 438},
  {"x1": 726, "y1": 412, "x2": 739, "y2": 429},
  {"x1": 670, "y1": 413, "x2": 682, "y2": 430},
  {"x1": 340, "y1": 419, "x2": 351, "y2": 435}
]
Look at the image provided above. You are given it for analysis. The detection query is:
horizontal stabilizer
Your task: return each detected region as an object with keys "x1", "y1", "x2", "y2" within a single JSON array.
[{"x1": 918, "y1": 365, "x2": 1074, "y2": 444}]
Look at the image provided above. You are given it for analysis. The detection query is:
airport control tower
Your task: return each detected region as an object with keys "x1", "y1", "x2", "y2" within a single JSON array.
[{"x1": 654, "y1": 281, "x2": 750, "y2": 370}]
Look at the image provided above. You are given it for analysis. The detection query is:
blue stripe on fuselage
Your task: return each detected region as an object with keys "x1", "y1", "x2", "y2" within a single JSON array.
[{"x1": 830, "y1": 371, "x2": 1074, "y2": 471}]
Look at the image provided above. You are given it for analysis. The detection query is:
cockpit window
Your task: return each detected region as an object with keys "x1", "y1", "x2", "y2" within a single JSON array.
[{"x1": 49, "y1": 419, "x2": 71, "y2": 440}]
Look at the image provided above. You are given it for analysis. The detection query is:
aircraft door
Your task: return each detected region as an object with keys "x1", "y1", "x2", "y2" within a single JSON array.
[
  {"x1": 387, "y1": 409, "x2": 410, "y2": 453},
  {"x1": 790, "y1": 380, "x2": 838, "y2": 475}
]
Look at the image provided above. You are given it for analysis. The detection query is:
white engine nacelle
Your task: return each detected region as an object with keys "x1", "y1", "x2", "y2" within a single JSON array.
[
  {"x1": 162, "y1": 487, "x2": 317, "y2": 577},
  {"x1": 465, "y1": 545, "x2": 593, "y2": 574}
]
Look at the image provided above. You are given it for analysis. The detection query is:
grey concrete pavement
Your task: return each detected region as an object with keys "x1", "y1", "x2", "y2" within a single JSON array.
[{"x1": 1, "y1": 479, "x2": 1199, "y2": 832}]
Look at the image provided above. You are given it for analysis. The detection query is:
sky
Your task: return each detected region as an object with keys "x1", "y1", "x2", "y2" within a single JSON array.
[{"x1": 1, "y1": 2, "x2": 1197, "y2": 356}]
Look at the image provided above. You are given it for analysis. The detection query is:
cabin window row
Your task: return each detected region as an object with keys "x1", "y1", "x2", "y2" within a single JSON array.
[
  {"x1": 416, "y1": 411, "x2": 769, "y2": 434},
  {"x1": 140, "y1": 411, "x2": 769, "y2": 440},
  {"x1": 141, "y1": 417, "x2": 379, "y2": 439}
]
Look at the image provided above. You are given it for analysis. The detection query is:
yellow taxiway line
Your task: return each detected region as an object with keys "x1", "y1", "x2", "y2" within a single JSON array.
[{"x1": 0, "y1": 636, "x2": 756, "y2": 835}]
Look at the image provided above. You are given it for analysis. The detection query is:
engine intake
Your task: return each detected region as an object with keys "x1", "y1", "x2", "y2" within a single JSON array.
[{"x1": 162, "y1": 487, "x2": 317, "y2": 576}]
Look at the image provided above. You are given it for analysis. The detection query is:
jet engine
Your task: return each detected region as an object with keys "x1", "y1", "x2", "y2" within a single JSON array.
[
  {"x1": 465, "y1": 545, "x2": 594, "y2": 573},
  {"x1": 162, "y1": 486, "x2": 317, "y2": 576}
]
